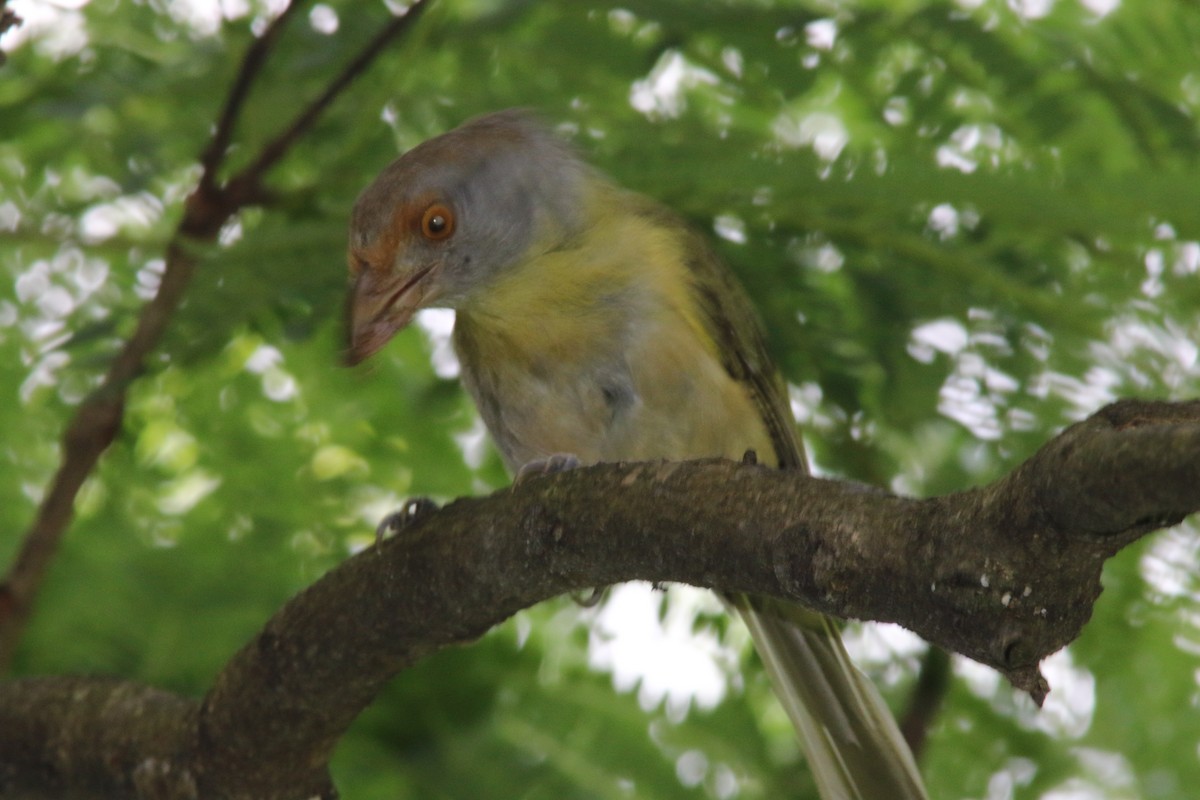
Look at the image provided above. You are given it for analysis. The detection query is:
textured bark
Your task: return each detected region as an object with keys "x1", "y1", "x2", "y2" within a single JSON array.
[{"x1": 2, "y1": 398, "x2": 1197, "y2": 798}]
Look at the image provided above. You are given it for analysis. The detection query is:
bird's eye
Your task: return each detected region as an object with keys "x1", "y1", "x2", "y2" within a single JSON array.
[{"x1": 420, "y1": 203, "x2": 455, "y2": 241}]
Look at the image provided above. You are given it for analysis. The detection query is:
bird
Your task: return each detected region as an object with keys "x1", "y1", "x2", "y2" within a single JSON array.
[{"x1": 345, "y1": 109, "x2": 928, "y2": 799}]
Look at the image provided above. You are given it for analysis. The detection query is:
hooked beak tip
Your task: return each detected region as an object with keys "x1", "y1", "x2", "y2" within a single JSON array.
[
  {"x1": 344, "y1": 304, "x2": 419, "y2": 367},
  {"x1": 345, "y1": 262, "x2": 435, "y2": 366},
  {"x1": 344, "y1": 321, "x2": 391, "y2": 367}
]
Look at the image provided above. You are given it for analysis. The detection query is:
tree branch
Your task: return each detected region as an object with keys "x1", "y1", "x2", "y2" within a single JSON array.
[
  {"x1": 899, "y1": 648, "x2": 951, "y2": 760},
  {"x1": 0, "y1": 677, "x2": 205, "y2": 800},
  {"x1": 2, "y1": 399, "x2": 1196, "y2": 798},
  {"x1": 198, "y1": 1, "x2": 306, "y2": 182},
  {"x1": 0, "y1": 0, "x2": 430, "y2": 671},
  {"x1": 244, "y1": 0, "x2": 432, "y2": 178}
]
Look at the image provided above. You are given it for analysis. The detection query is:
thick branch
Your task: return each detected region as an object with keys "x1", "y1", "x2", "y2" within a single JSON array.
[
  {"x1": 202, "y1": 399, "x2": 1194, "y2": 731},
  {"x1": 0, "y1": 678, "x2": 204, "y2": 800},
  {"x1": 3, "y1": 399, "x2": 1197, "y2": 798}
]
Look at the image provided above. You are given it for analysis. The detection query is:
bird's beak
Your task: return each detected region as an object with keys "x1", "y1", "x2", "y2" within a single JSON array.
[{"x1": 344, "y1": 263, "x2": 437, "y2": 366}]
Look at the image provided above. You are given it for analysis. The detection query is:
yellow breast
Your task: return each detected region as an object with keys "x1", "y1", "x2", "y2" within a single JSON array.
[{"x1": 453, "y1": 185, "x2": 776, "y2": 471}]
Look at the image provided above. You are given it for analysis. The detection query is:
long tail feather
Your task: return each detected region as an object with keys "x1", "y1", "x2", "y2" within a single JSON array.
[{"x1": 731, "y1": 594, "x2": 929, "y2": 800}]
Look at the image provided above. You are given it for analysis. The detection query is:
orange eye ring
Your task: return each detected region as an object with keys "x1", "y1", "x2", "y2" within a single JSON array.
[{"x1": 420, "y1": 203, "x2": 455, "y2": 241}]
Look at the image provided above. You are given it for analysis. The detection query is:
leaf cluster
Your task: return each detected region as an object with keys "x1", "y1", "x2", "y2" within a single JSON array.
[{"x1": 3, "y1": 1, "x2": 1200, "y2": 797}]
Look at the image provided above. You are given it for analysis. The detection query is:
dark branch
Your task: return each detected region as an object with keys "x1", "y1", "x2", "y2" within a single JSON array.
[
  {"x1": 4, "y1": 399, "x2": 1195, "y2": 798},
  {"x1": 198, "y1": 0, "x2": 306, "y2": 182},
  {"x1": 898, "y1": 648, "x2": 951, "y2": 761},
  {"x1": 207, "y1": 398, "x2": 1193, "y2": 712},
  {"x1": 0, "y1": 3, "x2": 431, "y2": 670},
  {"x1": 245, "y1": 0, "x2": 432, "y2": 178},
  {"x1": 0, "y1": 678, "x2": 204, "y2": 800}
]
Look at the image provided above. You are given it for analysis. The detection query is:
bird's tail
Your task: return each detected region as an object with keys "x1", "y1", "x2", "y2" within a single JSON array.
[{"x1": 731, "y1": 594, "x2": 929, "y2": 800}]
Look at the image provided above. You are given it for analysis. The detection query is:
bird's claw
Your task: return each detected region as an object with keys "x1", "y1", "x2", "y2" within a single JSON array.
[
  {"x1": 514, "y1": 453, "x2": 582, "y2": 485},
  {"x1": 375, "y1": 497, "x2": 439, "y2": 545}
]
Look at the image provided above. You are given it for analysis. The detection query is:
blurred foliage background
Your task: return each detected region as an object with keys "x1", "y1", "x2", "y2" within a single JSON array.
[{"x1": 3, "y1": 0, "x2": 1200, "y2": 797}]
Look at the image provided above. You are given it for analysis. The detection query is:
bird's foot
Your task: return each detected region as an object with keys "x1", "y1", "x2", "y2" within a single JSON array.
[
  {"x1": 375, "y1": 497, "x2": 439, "y2": 545},
  {"x1": 514, "y1": 452, "x2": 582, "y2": 485}
]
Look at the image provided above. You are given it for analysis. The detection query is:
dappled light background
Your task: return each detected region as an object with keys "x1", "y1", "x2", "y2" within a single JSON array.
[{"x1": 3, "y1": 0, "x2": 1200, "y2": 798}]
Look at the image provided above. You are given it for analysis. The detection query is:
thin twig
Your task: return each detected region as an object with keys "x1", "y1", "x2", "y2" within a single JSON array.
[
  {"x1": 0, "y1": 0, "x2": 302, "y2": 667},
  {"x1": 198, "y1": 1, "x2": 307, "y2": 182},
  {"x1": 246, "y1": 0, "x2": 431, "y2": 178},
  {"x1": 898, "y1": 647, "x2": 951, "y2": 761},
  {"x1": 0, "y1": 0, "x2": 429, "y2": 671}
]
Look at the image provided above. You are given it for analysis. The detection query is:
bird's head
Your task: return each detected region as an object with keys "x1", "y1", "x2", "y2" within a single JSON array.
[{"x1": 344, "y1": 109, "x2": 588, "y2": 365}]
